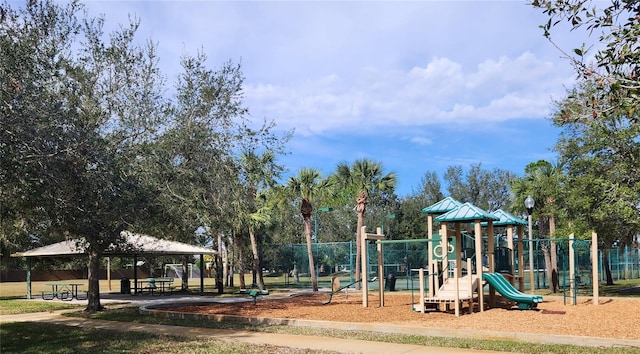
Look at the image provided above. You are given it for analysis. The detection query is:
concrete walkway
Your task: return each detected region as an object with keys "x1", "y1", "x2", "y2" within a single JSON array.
[{"x1": 1, "y1": 310, "x2": 501, "y2": 354}]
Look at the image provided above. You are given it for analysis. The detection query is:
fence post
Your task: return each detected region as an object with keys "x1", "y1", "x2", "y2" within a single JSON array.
[
  {"x1": 592, "y1": 231, "x2": 599, "y2": 305},
  {"x1": 569, "y1": 233, "x2": 576, "y2": 305}
]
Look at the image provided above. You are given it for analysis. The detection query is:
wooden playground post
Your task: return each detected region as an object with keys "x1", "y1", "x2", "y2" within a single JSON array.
[
  {"x1": 361, "y1": 226, "x2": 384, "y2": 308},
  {"x1": 427, "y1": 214, "x2": 434, "y2": 272},
  {"x1": 440, "y1": 222, "x2": 449, "y2": 282},
  {"x1": 474, "y1": 219, "x2": 484, "y2": 312},
  {"x1": 454, "y1": 264, "x2": 460, "y2": 316},
  {"x1": 418, "y1": 267, "x2": 425, "y2": 313},
  {"x1": 467, "y1": 258, "x2": 473, "y2": 314},
  {"x1": 592, "y1": 231, "x2": 599, "y2": 305},
  {"x1": 487, "y1": 221, "x2": 495, "y2": 307},
  {"x1": 506, "y1": 226, "x2": 515, "y2": 284},
  {"x1": 377, "y1": 227, "x2": 384, "y2": 307}
]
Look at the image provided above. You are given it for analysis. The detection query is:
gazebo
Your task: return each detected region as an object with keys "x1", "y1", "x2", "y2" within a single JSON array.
[{"x1": 12, "y1": 231, "x2": 217, "y2": 299}]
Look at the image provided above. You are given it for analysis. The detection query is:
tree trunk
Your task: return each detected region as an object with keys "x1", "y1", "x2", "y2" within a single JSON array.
[
  {"x1": 541, "y1": 240, "x2": 553, "y2": 292},
  {"x1": 228, "y1": 238, "x2": 234, "y2": 288},
  {"x1": 248, "y1": 227, "x2": 265, "y2": 290},
  {"x1": 355, "y1": 210, "x2": 363, "y2": 290},
  {"x1": 603, "y1": 250, "x2": 614, "y2": 285},
  {"x1": 225, "y1": 236, "x2": 231, "y2": 287},
  {"x1": 85, "y1": 251, "x2": 104, "y2": 312},
  {"x1": 181, "y1": 256, "x2": 189, "y2": 291},
  {"x1": 216, "y1": 232, "x2": 224, "y2": 294},
  {"x1": 303, "y1": 215, "x2": 318, "y2": 291},
  {"x1": 236, "y1": 230, "x2": 246, "y2": 289}
]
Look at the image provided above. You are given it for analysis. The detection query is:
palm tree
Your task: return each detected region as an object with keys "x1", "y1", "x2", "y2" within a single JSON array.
[
  {"x1": 512, "y1": 160, "x2": 565, "y2": 293},
  {"x1": 285, "y1": 168, "x2": 332, "y2": 291},
  {"x1": 333, "y1": 159, "x2": 396, "y2": 290},
  {"x1": 247, "y1": 193, "x2": 271, "y2": 290}
]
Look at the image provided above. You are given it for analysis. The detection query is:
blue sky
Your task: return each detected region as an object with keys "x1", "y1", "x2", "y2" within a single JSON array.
[{"x1": 83, "y1": 1, "x2": 585, "y2": 197}]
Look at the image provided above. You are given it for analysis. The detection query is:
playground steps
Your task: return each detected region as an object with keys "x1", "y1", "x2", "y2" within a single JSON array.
[{"x1": 424, "y1": 275, "x2": 480, "y2": 303}]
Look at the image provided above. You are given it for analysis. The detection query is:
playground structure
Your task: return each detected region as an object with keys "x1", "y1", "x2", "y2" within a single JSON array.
[
  {"x1": 358, "y1": 197, "x2": 601, "y2": 316},
  {"x1": 360, "y1": 199, "x2": 507, "y2": 315},
  {"x1": 256, "y1": 197, "x2": 611, "y2": 314},
  {"x1": 417, "y1": 199, "x2": 501, "y2": 315}
]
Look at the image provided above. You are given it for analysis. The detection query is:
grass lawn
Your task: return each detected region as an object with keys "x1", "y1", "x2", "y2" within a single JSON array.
[
  {"x1": 0, "y1": 321, "x2": 311, "y2": 354},
  {"x1": 598, "y1": 278, "x2": 640, "y2": 296},
  {"x1": 0, "y1": 299, "x2": 82, "y2": 315},
  {"x1": 2, "y1": 277, "x2": 639, "y2": 353}
]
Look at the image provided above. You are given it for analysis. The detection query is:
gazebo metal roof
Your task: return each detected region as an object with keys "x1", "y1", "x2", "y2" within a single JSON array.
[
  {"x1": 491, "y1": 209, "x2": 528, "y2": 226},
  {"x1": 435, "y1": 202, "x2": 499, "y2": 222},
  {"x1": 12, "y1": 231, "x2": 216, "y2": 258},
  {"x1": 421, "y1": 197, "x2": 463, "y2": 214}
]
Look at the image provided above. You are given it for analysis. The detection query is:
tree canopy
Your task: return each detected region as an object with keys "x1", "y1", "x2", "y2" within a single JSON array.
[
  {"x1": 531, "y1": 0, "x2": 640, "y2": 248},
  {"x1": 0, "y1": 0, "x2": 288, "y2": 310}
]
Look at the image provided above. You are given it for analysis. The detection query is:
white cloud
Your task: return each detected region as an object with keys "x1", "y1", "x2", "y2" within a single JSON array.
[
  {"x1": 81, "y1": 0, "x2": 582, "y2": 192},
  {"x1": 244, "y1": 50, "x2": 573, "y2": 134},
  {"x1": 409, "y1": 136, "x2": 433, "y2": 146}
]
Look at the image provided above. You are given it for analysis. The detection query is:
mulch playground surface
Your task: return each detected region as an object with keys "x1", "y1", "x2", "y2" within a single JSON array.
[{"x1": 160, "y1": 292, "x2": 640, "y2": 340}]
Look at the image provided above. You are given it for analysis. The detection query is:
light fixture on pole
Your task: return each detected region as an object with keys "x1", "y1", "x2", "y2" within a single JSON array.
[{"x1": 524, "y1": 195, "x2": 535, "y2": 294}]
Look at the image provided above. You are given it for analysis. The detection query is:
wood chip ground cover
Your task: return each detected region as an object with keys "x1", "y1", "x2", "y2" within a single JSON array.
[{"x1": 160, "y1": 292, "x2": 640, "y2": 340}]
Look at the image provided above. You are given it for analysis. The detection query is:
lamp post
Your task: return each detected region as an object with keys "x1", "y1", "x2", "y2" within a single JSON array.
[
  {"x1": 313, "y1": 207, "x2": 333, "y2": 283},
  {"x1": 525, "y1": 195, "x2": 535, "y2": 294},
  {"x1": 381, "y1": 213, "x2": 396, "y2": 235}
]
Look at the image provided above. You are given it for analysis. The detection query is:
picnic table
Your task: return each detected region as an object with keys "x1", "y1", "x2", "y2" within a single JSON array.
[
  {"x1": 42, "y1": 283, "x2": 85, "y2": 301},
  {"x1": 135, "y1": 277, "x2": 174, "y2": 295}
]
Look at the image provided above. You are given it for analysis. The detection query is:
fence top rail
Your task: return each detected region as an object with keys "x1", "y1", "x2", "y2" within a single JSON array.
[{"x1": 376, "y1": 238, "x2": 437, "y2": 245}]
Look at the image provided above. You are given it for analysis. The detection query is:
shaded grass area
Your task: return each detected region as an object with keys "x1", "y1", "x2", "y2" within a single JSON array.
[
  {"x1": 0, "y1": 300, "x2": 83, "y2": 315},
  {"x1": 73, "y1": 307, "x2": 640, "y2": 354},
  {"x1": 599, "y1": 279, "x2": 640, "y2": 297},
  {"x1": 0, "y1": 321, "x2": 329, "y2": 354}
]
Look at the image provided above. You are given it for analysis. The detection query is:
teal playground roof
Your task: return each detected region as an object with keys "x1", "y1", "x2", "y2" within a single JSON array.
[
  {"x1": 491, "y1": 209, "x2": 528, "y2": 226},
  {"x1": 435, "y1": 202, "x2": 499, "y2": 222},
  {"x1": 421, "y1": 197, "x2": 462, "y2": 214}
]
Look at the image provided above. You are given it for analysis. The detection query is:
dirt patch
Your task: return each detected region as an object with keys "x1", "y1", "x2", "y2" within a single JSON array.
[{"x1": 159, "y1": 292, "x2": 640, "y2": 340}]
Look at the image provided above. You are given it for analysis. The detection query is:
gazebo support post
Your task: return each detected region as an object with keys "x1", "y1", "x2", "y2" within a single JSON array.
[
  {"x1": 133, "y1": 254, "x2": 138, "y2": 295},
  {"x1": 26, "y1": 258, "x2": 32, "y2": 300},
  {"x1": 200, "y1": 254, "x2": 205, "y2": 295}
]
